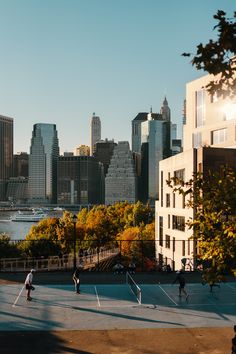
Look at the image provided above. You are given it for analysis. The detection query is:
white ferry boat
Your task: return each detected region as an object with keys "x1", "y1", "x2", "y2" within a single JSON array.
[{"x1": 11, "y1": 209, "x2": 48, "y2": 222}]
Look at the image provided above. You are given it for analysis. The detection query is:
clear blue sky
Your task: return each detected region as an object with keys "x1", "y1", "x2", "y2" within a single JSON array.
[{"x1": 0, "y1": 0, "x2": 234, "y2": 154}]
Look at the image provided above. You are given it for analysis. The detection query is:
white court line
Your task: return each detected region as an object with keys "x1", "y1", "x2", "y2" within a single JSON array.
[
  {"x1": 225, "y1": 283, "x2": 236, "y2": 291},
  {"x1": 12, "y1": 285, "x2": 25, "y2": 307},
  {"x1": 94, "y1": 286, "x2": 101, "y2": 307},
  {"x1": 157, "y1": 284, "x2": 178, "y2": 306}
]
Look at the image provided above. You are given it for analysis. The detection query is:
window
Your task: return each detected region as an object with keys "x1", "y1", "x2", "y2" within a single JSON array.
[
  {"x1": 195, "y1": 90, "x2": 205, "y2": 127},
  {"x1": 172, "y1": 215, "x2": 185, "y2": 231},
  {"x1": 182, "y1": 194, "x2": 185, "y2": 209},
  {"x1": 182, "y1": 241, "x2": 186, "y2": 257},
  {"x1": 173, "y1": 192, "x2": 176, "y2": 208},
  {"x1": 168, "y1": 214, "x2": 170, "y2": 228},
  {"x1": 161, "y1": 171, "x2": 163, "y2": 207},
  {"x1": 174, "y1": 168, "x2": 185, "y2": 182},
  {"x1": 212, "y1": 128, "x2": 227, "y2": 144},
  {"x1": 159, "y1": 216, "x2": 163, "y2": 246},
  {"x1": 165, "y1": 235, "x2": 171, "y2": 249},
  {"x1": 166, "y1": 193, "x2": 170, "y2": 207},
  {"x1": 193, "y1": 132, "x2": 202, "y2": 148},
  {"x1": 210, "y1": 92, "x2": 218, "y2": 103},
  {"x1": 173, "y1": 237, "x2": 175, "y2": 252}
]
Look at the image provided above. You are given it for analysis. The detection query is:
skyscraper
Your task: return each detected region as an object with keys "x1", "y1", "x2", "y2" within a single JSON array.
[
  {"x1": 57, "y1": 156, "x2": 104, "y2": 205},
  {"x1": 105, "y1": 141, "x2": 137, "y2": 204},
  {"x1": 131, "y1": 112, "x2": 148, "y2": 154},
  {"x1": 0, "y1": 115, "x2": 13, "y2": 200},
  {"x1": 90, "y1": 113, "x2": 101, "y2": 156},
  {"x1": 28, "y1": 123, "x2": 59, "y2": 204},
  {"x1": 141, "y1": 99, "x2": 172, "y2": 204},
  {"x1": 93, "y1": 139, "x2": 117, "y2": 176}
]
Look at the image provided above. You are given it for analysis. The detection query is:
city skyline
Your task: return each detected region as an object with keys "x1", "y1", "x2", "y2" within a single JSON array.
[{"x1": 0, "y1": 0, "x2": 234, "y2": 154}]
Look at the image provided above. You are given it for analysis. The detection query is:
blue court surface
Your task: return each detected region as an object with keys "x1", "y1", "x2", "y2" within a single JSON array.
[{"x1": 1, "y1": 282, "x2": 236, "y2": 331}]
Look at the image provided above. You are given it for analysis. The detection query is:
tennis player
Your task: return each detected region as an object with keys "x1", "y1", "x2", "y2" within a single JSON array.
[
  {"x1": 173, "y1": 269, "x2": 189, "y2": 301},
  {"x1": 73, "y1": 267, "x2": 80, "y2": 294},
  {"x1": 25, "y1": 269, "x2": 36, "y2": 301}
]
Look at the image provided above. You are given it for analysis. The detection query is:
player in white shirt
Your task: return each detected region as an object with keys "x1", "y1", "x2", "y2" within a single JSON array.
[{"x1": 24, "y1": 269, "x2": 36, "y2": 301}]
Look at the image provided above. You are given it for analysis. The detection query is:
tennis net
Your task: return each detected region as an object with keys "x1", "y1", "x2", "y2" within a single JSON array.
[{"x1": 126, "y1": 271, "x2": 142, "y2": 304}]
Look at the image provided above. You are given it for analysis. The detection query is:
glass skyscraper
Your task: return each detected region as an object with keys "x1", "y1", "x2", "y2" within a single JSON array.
[
  {"x1": 28, "y1": 123, "x2": 59, "y2": 204},
  {"x1": 0, "y1": 115, "x2": 13, "y2": 200}
]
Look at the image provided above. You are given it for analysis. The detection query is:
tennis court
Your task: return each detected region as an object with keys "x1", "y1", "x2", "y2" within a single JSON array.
[{"x1": 1, "y1": 273, "x2": 236, "y2": 332}]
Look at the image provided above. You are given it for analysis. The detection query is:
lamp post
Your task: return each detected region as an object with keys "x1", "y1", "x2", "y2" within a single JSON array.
[{"x1": 72, "y1": 214, "x2": 77, "y2": 270}]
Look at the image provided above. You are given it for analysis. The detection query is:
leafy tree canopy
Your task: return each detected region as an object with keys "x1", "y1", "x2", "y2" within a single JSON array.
[{"x1": 183, "y1": 10, "x2": 236, "y2": 98}]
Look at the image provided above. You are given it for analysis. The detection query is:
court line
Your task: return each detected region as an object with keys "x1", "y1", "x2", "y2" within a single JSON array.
[
  {"x1": 157, "y1": 284, "x2": 178, "y2": 306},
  {"x1": 225, "y1": 283, "x2": 236, "y2": 291},
  {"x1": 12, "y1": 285, "x2": 25, "y2": 307},
  {"x1": 94, "y1": 286, "x2": 101, "y2": 307}
]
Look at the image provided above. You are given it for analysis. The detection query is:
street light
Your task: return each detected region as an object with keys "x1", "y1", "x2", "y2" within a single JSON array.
[{"x1": 72, "y1": 214, "x2": 77, "y2": 270}]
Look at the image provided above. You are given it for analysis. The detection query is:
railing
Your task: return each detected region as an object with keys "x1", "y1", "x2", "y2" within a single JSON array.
[{"x1": 0, "y1": 247, "x2": 119, "y2": 272}]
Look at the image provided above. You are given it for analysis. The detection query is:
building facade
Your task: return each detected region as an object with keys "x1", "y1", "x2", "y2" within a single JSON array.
[
  {"x1": 90, "y1": 113, "x2": 101, "y2": 156},
  {"x1": 13, "y1": 152, "x2": 28, "y2": 177},
  {"x1": 57, "y1": 156, "x2": 104, "y2": 205},
  {"x1": 0, "y1": 115, "x2": 13, "y2": 201},
  {"x1": 156, "y1": 73, "x2": 236, "y2": 270},
  {"x1": 28, "y1": 123, "x2": 59, "y2": 204},
  {"x1": 105, "y1": 141, "x2": 137, "y2": 204},
  {"x1": 93, "y1": 139, "x2": 117, "y2": 176},
  {"x1": 75, "y1": 145, "x2": 90, "y2": 156}
]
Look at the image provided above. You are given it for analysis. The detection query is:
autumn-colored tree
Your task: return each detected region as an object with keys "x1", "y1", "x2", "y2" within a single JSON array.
[{"x1": 183, "y1": 10, "x2": 236, "y2": 98}]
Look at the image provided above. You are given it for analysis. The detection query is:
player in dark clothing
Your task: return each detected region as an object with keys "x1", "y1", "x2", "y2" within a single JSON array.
[
  {"x1": 232, "y1": 325, "x2": 236, "y2": 354},
  {"x1": 73, "y1": 267, "x2": 80, "y2": 294},
  {"x1": 173, "y1": 270, "x2": 189, "y2": 301}
]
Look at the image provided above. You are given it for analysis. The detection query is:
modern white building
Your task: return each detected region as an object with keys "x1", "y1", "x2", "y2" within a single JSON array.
[
  {"x1": 90, "y1": 113, "x2": 101, "y2": 156},
  {"x1": 156, "y1": 73, "x2": 236, "y2": 270},
  {"x1": 105, "y1": 141, "x2": 137, "y2": 204},
  {"x1": 28, "y1": 123, "x2": 59, "y2": 204}
]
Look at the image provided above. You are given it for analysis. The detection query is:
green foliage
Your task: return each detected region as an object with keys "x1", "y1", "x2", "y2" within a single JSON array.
[
  {"x1": 183, "y1": 10, "x2": 236, "y2": 98},
  {"x1": 0, "y1": 234, "x2": 21, "y2": 258},
  {"x1": 168, "y1": 166, "x2": 236, "y2": 274}
]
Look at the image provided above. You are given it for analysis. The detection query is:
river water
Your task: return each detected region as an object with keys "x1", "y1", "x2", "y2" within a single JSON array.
[{"x1": 0, "y1": 210, "x2": 63, "y2": 240}]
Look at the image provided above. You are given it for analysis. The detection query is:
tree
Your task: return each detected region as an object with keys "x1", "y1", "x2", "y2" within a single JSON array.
[
  {"x1": 0, "y1": 234, "x2": 21, "y2": 258},
  {"x1": 183, "y1": 10, "x2": 236, "y2": 98},
  {"x1": 167, "y1": 166, "x2": 236, "y2": 274}
]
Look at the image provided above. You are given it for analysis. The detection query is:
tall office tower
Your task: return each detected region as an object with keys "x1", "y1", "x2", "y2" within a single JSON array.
[
  {"x1": 141, "y1": 102, "x2": 172, "y2": 205},
  {"x1": 93, "y1": 139, "x2": 117, "y2": 176},
  {"x1": 90, "y1": 113, "x2": 101, "y2": 156},
  {"x1": 131, "y1": 112, "x2": 148, "y2": 153},
  {"x1": 57, "y1": 156, "x2": 104, "y2": 205},
  {"x1": 13, "y1": 152, "x2": 28, "y2": 177},
  {"x1": 105, "y1": 141, "x2": 137, "y2": 205},
  {"x1": 75, "y1": 145, "x2": 90, "y2": 156},
  {"x1": 160, "y1": 96, "x2": 171, "y2": 121},
  {"x1": 28, "y1": 123, "x2": 59, "y2": 204},
  {"x1": 0, "y1": 115, "x2": 13, "y2": 200}
]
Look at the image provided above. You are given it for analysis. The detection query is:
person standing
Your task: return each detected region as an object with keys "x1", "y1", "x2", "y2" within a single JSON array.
[
  {"x1": 73, "y1": 267, "x2": 80, "y2": 294},
  {"x1": 25, "y1": 269, "x2": 36, "y2": 301},
  {"x1": 232, "y1": 325, "x2": 236, "y2": 354},
  {"x1": 173, "y1": 270, "x2": 189, "y2": 301}
]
